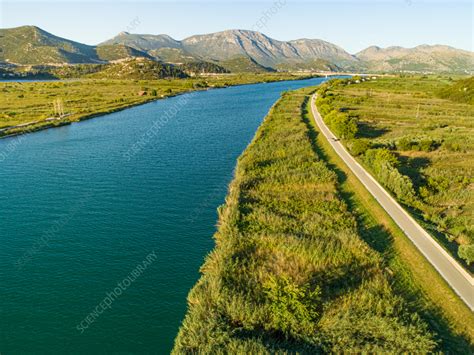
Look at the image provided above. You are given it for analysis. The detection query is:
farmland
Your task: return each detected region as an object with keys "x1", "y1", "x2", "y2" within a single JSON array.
[{"x1": 316, "y1": 76, "x2": 474, "y2": 266}]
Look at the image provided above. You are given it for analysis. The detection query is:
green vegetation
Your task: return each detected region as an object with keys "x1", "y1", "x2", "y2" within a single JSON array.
[
  {"x1": 1, "y1": 59, "x2": 229, "y2": 81},
  {"x1": 179, "y1": 61, "x2": 229, "y2": 75},
  {"x1": 0, "y1": 25, "x2": 98, "y2": 64},
  {"x1": 315, "y1": 76, "x2": 474, "y2": 266},
  {"x1": 275, "y1": 59, "x2": 341, "y2": 72},
  {"x1": 218, "y1": 56, "x2": 275, "y2": 73},
  {"x1": 308, "y1": 95, "x2": 474, "y2": 351},
  {"x1": 0, "y1": 73, "x2": 314, "y2": 137},
  {"x1": 173, "y1": 88, "x2": 452, "y2": 353},
  {"x1": 0, "y1": 65, "x2": 56, "y2": 80},
  {"x1": 47, "y1": 64, "x2": 105, "y2": 78},
  {"x1": 438, "y1": 76, "x2": 474, "y2": 104},
  {"x1": 86, "y1": 58, "x2": 187, "y2": 79},
  {"x1": 147, "y1": 47, "x2": 198, "y2": 64},
  {"x1": 95, "y1": 44, "x2": 150, "y2": 61}
]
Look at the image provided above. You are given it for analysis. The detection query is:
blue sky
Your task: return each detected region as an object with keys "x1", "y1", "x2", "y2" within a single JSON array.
[{"x1": 1, "y1": 0, "x2": 472, "y2": 53}]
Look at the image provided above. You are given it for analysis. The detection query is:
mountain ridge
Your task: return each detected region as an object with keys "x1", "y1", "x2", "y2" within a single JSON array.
[
  {"x1": 356, "y1": 44, "x2": 473, "y2": 73},
  {"x1": 1, "y1": 25, "x2": 472, "y2": 73}
]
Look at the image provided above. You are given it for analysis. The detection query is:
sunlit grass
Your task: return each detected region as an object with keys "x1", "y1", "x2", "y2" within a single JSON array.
[
  {"x1": 320, "y1": 75, "x2": 474, "y2": 266},
  {"x1": 173, "y1": 88, "x2": 442, "y2": 353}
]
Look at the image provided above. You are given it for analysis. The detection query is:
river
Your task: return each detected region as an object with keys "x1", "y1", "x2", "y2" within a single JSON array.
[{"x1": 0, "y1": 77, "x2": 328, "y2": 353}]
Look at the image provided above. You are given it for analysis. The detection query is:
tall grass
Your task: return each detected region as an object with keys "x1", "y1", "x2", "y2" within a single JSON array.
[{"x1": 173, "y1": 88, "x2": 437, "y2": 353}]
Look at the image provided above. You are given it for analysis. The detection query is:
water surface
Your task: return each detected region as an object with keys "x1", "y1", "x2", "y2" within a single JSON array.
[{"x1": 0, "y1": 77, "x2": 327, "y2": 353}]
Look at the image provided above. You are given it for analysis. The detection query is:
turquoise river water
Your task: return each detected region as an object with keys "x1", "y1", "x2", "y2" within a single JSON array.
[{"x1": 0, "y1": 77, "x2": 328, "y2": 353}]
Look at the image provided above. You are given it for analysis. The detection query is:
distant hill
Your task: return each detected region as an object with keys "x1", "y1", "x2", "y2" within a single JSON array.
[
  {"x1": 275, "y1": 58, "x2": 342, "y2": 72},
  {"x1": 218, "y1": 56, "x2": 275, "y2": 73},
  {"x1": 356, "y1": 45, "x2": 474, "y2": 73},
  {"x1": 99, "y1": 31, "x2": 181, "y2": 51},
  {"x1": 147, "y1": 48, "x2": 200, "y2": 64},
  {"x1": 96, "y1": 44, "x2": 150, "y2": 61},
  {"x1": 178, "y1": 61, "x2": 229, "y2": 75},
  {"x1": 0, "y1": 25, "x2": 99, "y2": 64},
  {"x1": 87, "y1": 58, "x2": 187, "y2": 79},
  {"x1": 1, "y1": 26, "x2": 472, "y2": 74}
]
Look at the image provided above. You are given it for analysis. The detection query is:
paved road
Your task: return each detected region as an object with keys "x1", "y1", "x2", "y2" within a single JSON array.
[{"x1": 311, "y1": 94, "x2": 474, "y2": 310}]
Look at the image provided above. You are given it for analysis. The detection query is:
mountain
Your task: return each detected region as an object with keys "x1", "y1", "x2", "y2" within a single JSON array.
[
  {"x1": 181, "y1": 30, "x2": 357, "y2": 68},
  {"x1": 102, "y1": 29, "x2": 359, "y2": 71},
  {"x1": 0, "y1": 25, "x2": 99, "y2": 64},
  {"x1": 1, "y1": 26, "x2": 472, "y2": 74},
  {"x1": 104, "y1": 30, "x2": 473, "y2": 73},
  {"x1": 100, "y1": 29, "x2": 357, "y2": 69},
  {"x1": 99, "y1": 31, "x2": 181, "y2": 51},
  {"x1": 356, "y1": 45, "x2": 474, "y2": 73}
]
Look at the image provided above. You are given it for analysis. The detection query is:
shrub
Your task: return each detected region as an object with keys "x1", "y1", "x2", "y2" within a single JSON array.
[
  {"x1": 364, "y1": 148, "x2": 417, "y2": 204},
  {"x1": 315, "y1": 95, "x2": 333, "y2": 109},
  {"x1": 443, "y1": 140, "x2": 462, "y2": 152},
  {"x1": 397, "y1": 137, "x2": 413, "y2": 151},
  {"x1": 318, "y1": 103, "x2": 332, "y2": 117},
  {"x1": 264, "y1": 276, "x2": 321, "y2": 337},
  {"x1": 194, "y1": 81, "x2": 209, "y2": 88},
  {"x1": 427, "y1": 176, "x2": 450, "y2": 192},
  {"x1": 348, "y1": 138, "x2": 370, "y2": 156},
  {"x1": 458, "y1": 245, "x2": 474, "y2": 265},
  {"x1": 325, "y1": 110, "x2": 358, "y2": 139},
  {"x1": 365, "y1": 148, "x2": 399, "y2": 168},
  {"x1": 397, "y1": 137, "x2": 437, "y2": 152},
  {"x1": 419, "y1": 139, "x2": 436, "y2": 152}
]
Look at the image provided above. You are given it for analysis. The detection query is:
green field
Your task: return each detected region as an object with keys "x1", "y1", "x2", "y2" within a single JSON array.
[
  {"x1": 173, "y1": 87, "x2": 473, "y2": 353},
  {"x1": 0, "y1": 73, "x2": 312, "y2": 137},
  {"x1": 316, "y1": 76, "x2": 474, "y2": 267}
]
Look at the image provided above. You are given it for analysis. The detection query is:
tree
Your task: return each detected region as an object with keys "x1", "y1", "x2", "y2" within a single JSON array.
[
  {"x1": 348, "y1": 139, "x2": 370, "y2": 156},
  {"x1": 325, "y1": 110, "x2": 358, "y2": 140}
]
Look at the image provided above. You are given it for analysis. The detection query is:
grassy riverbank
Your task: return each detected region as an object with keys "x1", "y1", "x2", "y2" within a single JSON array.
[
  {"x1": 314, "y1": 75, "x2": 473, "y2": 267},
  {"x1": 0, "y1": 73, "x2": 313, "y2": 137},
  {"x1": 173, "y1": 87, "x2": 472, "y2": 352}
]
